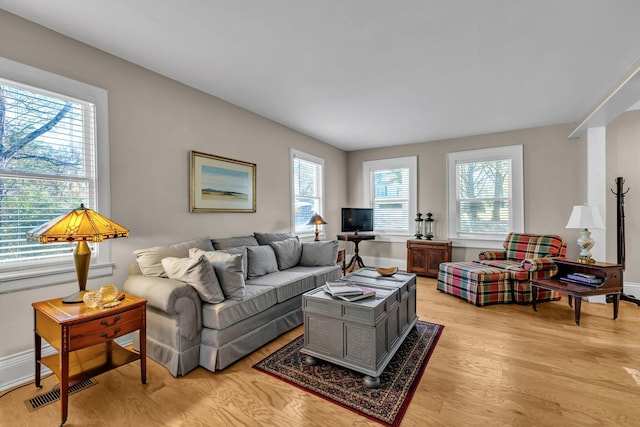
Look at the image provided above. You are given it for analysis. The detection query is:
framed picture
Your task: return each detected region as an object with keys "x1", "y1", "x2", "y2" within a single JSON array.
[{"x1": 190, "y1": 151, "x2": 256, "y2": 212}]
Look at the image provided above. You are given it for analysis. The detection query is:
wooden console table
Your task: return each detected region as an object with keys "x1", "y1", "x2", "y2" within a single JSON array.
[
  {"x1": 530, "y1": 258, "x2": 623, "y2": 325},
  {"x1": 337, "y1": 233, "x2": 375, "y2": 271},
  {"x1": 33, "y1": 294, "x2": 147, "y2": 426}
]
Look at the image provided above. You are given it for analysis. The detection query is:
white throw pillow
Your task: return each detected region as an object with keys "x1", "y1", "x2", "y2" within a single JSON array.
[{"x1": 161, "y1": 255, "x2": 225, "y2": 303}]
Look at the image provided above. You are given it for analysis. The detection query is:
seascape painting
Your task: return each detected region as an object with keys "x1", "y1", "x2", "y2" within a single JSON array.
[{"x1": 190, "y1": 151, "x2": 256, "y2": 212}]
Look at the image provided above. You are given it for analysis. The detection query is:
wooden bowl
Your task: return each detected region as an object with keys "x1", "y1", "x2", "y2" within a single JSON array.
[{"x1": 376, "y1": 266, "x2": 398, "y2": 277}]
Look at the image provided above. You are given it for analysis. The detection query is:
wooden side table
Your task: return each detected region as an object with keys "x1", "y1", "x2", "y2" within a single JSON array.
[
  {"x1": 337, "y1": 233, "x2": 375, "y2": 271},
  {"x1": 33, "y1": 294, "x2": 147, "y2": 426},
  {"x1": 530, "y1": 258, "x2": 623, "y2": 325}
]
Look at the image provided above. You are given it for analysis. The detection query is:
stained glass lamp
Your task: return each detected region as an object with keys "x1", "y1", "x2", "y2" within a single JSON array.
[{"x1": 27, "y1": 204, "x2": 129, "y2": 303}]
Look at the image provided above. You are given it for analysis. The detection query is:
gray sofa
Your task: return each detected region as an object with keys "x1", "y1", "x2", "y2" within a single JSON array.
[{"x1": 123, "y1": 233, "x2": 341, "y2": 377}]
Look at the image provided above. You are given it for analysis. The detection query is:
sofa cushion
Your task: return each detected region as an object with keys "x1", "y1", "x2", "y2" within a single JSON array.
[
  {"x1": 218, "y1": 246, "x2": 248, "y2": 279},
  {"x1": 269, "y1": 238, "x2": 302, "y2": 270},
  {"x1": 211, "y1": 235, "x2": 259, "y2": 250},
  {"x1": 246, "y1": 245, "x2": 279, "y2": 279},
  {"x1": 503, "y1": 233, "x2": 565, "y2": 260},
  {"x1": 161, "y1": 255, "x2": 225, "y2": 303},
  {"x1": 299, "y1": 240, "x2": 339, "y2": 266},
  {"x1": 134, "y1": 238, "x2": 214, "y2": 277},
  {"x1": 246, "y1": 270, "x2": 316, "y2": 302},
  {"x1": 189, "y1": 249, "x2": 245, "y2": 300},
  {"x1": 254, "y1": 232, "x2": 297, "y2": 245},
  {"x1": 286, "y1": 265, "x2": 342, "y2": 286},
  {"x1": 201, "y1": 284, "x2": 278, "y2": 330}
]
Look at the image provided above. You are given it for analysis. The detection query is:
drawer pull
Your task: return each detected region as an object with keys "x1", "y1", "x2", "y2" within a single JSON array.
[
  {"x1": 101, "y1": 327, "x2": 121, "y2": 339},
  {"x1": 101, "y1": 315, "x2": 121, "y2": 326}
]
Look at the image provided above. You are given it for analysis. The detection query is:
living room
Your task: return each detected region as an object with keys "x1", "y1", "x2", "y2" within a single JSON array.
[{"x1": 1, "y1": 3, "x2": 640, "y2": 426}]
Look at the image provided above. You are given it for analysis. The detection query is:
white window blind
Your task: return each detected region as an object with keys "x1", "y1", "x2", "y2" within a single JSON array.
[
  {"x1": 363, "y1": 156, "x2": 417, "y2": 237},
  {"x1": 0, "y1": 57, "x2": 110, "y2": 293},
  {"x1": 447, "y1": 145, "x2": 523, "y2": 247},
  {"x1": 0, "y1": 79, "x2": 96, "y2": 265},
  {"x1": 291, "y1": 149, "x2": 324, "y2": 235}
]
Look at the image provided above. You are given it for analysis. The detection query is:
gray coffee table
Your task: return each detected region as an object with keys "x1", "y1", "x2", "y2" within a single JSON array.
[{"x1": 301, "y1": 268, "x2": 417, "y2": 388}]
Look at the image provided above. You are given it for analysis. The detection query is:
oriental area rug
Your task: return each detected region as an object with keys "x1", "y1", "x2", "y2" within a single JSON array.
[{"x1": 253, "y1": 320, "x2": 443, "y2": 427}]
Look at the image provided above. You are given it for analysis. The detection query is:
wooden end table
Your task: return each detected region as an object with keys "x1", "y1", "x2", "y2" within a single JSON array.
[
  {"x1": 530, "y1": 258, "x2": 623, "y2": 325},
  {"x1": 33, "y1": 294, "x2": 147, "y2": 426},
  {"x1": 337, "y1": 233, "x2": 375, "y2": 271}
]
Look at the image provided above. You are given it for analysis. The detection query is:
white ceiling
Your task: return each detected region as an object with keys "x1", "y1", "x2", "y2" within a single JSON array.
[{"x1": 2, "y1": 1, "x2": 640, "y2": 151}]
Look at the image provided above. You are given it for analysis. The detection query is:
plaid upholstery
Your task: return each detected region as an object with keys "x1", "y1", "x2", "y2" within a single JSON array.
[
  {"x1": 521, "y1": 257, "x2": 557, "y2": 272},
  {"x1": 475, "y1": 260, "x2": 529, "y2": 281},
  {"x1": 478, "y1": 250, "x2": 506, "y2": 261},
  {"x1": 437, "y1": 262, "x2": 512, "y2": 306},
  {"x1": 503, "y1": 232, "x2": 566, "y2": 260}
]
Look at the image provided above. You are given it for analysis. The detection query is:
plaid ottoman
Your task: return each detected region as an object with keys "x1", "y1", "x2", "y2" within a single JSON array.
[{"x1": 437, "y1": 262, "x2": 512, "y2": 306}]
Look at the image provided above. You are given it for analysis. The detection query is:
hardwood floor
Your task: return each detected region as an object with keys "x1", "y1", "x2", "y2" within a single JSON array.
[{"x1": 3, "y1": 277, "x2": 640, "y2": 426}]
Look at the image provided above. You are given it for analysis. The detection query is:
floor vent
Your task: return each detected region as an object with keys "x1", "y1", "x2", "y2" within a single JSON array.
[{"x1": 25, "y1": 379, "x2": 97, "y2": 411}]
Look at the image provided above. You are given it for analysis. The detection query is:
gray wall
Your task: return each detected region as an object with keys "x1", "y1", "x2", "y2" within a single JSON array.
[{"x1": 0, "y1": 11, "x2": 347, "y2": 357}]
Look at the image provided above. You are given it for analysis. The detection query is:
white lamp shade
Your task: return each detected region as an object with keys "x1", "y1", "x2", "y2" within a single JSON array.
[{"x1": 565, "y1": 205, "x2": 605, "y2": 229}]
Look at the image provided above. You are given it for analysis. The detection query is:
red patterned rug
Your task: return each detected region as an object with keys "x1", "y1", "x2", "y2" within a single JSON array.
[{"x1": 253, "y1": 320, "x2": 443, "y2": 426}]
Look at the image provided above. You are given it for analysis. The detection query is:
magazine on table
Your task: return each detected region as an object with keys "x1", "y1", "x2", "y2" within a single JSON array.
[{"x1": 324, "y1": 281, "x2": 376, "y2": 301}]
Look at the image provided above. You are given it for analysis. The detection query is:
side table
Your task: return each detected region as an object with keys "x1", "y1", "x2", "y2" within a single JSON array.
[
  {"x1": 337, "y1": 233, "x2": 375, "y2": 271},
  {"x1": 530, "y1": 258, "x2": 623, "y2": 325},
  {"x1": 33, "y1": 294, "x2": 147, "y2": 426}
]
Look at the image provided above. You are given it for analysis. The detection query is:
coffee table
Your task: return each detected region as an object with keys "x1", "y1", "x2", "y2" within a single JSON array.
[{"x1": 301, "y1": 268, "x2": 417, "y2": 388}]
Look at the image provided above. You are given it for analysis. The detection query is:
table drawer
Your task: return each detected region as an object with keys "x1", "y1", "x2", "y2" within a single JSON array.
[{"x1": 69, "y1": 307, "x2": 144, "y2": 350}]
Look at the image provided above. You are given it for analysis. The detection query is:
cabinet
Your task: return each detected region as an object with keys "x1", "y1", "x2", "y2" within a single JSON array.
[{"x1": 406, "y1": 239, "x2": 452, "y2": 277}]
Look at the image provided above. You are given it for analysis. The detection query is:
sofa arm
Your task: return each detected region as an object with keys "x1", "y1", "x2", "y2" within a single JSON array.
[
  {"x1": 520, "y1": 257, "x2": 557, "y2": 273},
  {"x1": 478, "y1": 250, "x2": 506, "y2": 260},
  {"x1": 123, "y1": 271, "x2": 202, "y2": 332}
]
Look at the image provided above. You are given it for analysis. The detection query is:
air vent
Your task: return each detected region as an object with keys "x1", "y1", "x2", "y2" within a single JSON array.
[{"x1": 25, "y1": 379, "x2": 97, "y2": 411}]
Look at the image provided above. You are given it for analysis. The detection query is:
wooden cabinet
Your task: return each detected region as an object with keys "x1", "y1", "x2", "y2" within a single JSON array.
[{"x1": 406, "y1": 239, "x2": 452, "y2": 277}]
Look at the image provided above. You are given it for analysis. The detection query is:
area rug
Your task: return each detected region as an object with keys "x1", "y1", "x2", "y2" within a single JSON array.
[{"x1": 253, "y1": 320, "x2": 443, "y2": 427}]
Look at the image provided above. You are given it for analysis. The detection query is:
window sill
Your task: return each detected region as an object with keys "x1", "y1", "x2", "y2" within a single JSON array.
[{"x1": 0, "y1": 262, "x2": 114, "y2": 294}]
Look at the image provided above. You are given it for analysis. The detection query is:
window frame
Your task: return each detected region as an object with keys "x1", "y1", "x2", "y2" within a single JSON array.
[
  {"x1": 446, "y1": 145, "x2": 524, "y2": 248},
  {"x1": 362, "y1": 156, "x2": 417, "y2": 242},
  {"x1": 0, "y1": 57, "x2": 111, "y2": 293},
  {"x1": 290, "y1": 148, "x2": 325, "y2": 239}
]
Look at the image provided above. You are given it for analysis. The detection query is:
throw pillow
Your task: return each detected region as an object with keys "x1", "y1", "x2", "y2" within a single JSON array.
[
  {"x1": 134, "y1": 238, "x2": 214, "y2": 277},
  {"x1": 211, "y1": 235, "x2": 259, "y2": 250},
  {"x1": 161, "y1": 255, "x2": 225, "y2": 303},
  {"x1": 189, "y1": 249, "x2": 245, "y2": 300},
  {"x1": 269, "y1": 238, "x2": 302, "y2": 270},
  {"x1": 191, "y1": 246, "x2": 248, "y2": 279},
  {"x1": 254, "y1": 232, "x2": 297, "y2": 245},
  {"x1": 246, "y1": 245, "x2": 279, "y2": 279},
  {"x1": 300, "y1": 240, "x2": 339, "y2": 266}
]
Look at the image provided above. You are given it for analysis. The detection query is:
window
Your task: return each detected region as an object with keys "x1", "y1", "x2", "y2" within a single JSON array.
[
  {"x1": 0, "y1": 57, "x2": 110, "y2": 292},
  {"x1": 362, "y1": 156, "x2": 417, "y2": 240},
  {"x1": 447, "y1": 145, "x2": 523, "y2": 247},
  {"x1": 291, "y1": 149, "x2": 324, "y2": 236}
]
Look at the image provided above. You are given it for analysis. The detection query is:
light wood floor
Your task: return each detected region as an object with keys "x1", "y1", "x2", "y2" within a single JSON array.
[{"x1": 3, "y1": 277, "x2": 640, "y2": 427}]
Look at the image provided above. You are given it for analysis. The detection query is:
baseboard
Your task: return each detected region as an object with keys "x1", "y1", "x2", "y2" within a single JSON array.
[
  {"x1": 0, "y1": 336, "x2": 132, "y2": 392},
  {"x1": 624, "y1": 281, "x2": 640, "y2": 299}
]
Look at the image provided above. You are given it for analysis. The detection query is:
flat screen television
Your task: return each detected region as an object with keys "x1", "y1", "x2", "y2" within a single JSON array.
[{"x1": 341, "y1": 208, "x2": 374, "y2": 233}]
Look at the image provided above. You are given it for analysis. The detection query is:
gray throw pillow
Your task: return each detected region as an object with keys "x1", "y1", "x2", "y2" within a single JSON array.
[
  {"x1": 161, "y1": 255, "x2": 225, "y2": 303},
  {"x1": 300, "y1": 240, "x2": 339, "y2": 266},
  {"x1": 191, "y1": 246, "x2": 248, "y2": 279},
  {"x1": 134, "y1": 238, "x2": 214, "y2": 277},
  {"x1": 254, "y1": 232, "x2": 297, "y2": 245},
  {"x1": 211, "y1": 235, "x2": 259, "y2": 250},
  {"x1": 188, "y1": 249, "x2": 245, "y2": 300},
  {"x1": 246, "y1": 245, "x2": 279, "y2": 279},
  {"x1": 269, "y1": 238, "x2": 302, "y2": 270}
]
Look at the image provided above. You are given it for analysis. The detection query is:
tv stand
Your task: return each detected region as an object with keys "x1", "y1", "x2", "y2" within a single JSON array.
[{"x1": 337, "y1": 234, "x2": 375, "y2": 272}]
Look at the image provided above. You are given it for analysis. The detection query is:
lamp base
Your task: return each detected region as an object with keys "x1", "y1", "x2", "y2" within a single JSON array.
[
  {"x1": 576, "y1": 257, "x2": 596, "y2": 264},
  {"x1": 62, "y1": 290, "x2": 87, "y2": 304}
]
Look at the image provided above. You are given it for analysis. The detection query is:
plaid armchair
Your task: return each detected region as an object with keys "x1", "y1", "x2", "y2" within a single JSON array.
[{"x1": 475, "y1": 232, "x2": 567, "y2": 304}]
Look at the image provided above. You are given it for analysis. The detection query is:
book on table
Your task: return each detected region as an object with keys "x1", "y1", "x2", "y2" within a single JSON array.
[
  {"x1": 324, "y1": 281, "x2": 376, "y2": 301},
  {"x1": 560, "y1": 274, "x2": 603, "y2": 287}
]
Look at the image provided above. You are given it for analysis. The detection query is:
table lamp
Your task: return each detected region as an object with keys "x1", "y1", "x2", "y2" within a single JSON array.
[
  {"x1": 307, "y1": 213, "x2": 327, "y2": 241},
  {"x1": 27, "y1": 204, "x2": 129, "y2": 303},
  {"x1": 565, "y1": 204, "x2": 605, "y2": 264}
]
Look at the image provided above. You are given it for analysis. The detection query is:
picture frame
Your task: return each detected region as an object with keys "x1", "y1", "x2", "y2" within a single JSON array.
[{"x1": 190, "y1": 151, "x2": 256, "y2": 213}]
